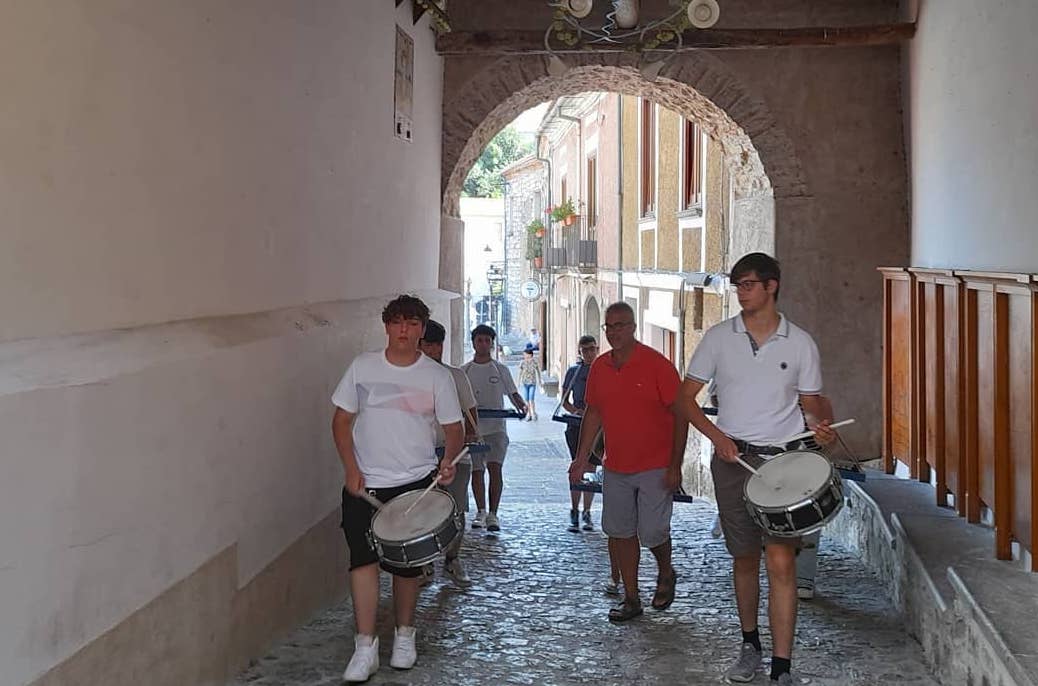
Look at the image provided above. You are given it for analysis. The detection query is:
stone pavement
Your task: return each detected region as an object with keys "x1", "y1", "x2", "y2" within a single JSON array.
[{"x1": 231, "y1": 433, "x2": 939, "y2": 686}]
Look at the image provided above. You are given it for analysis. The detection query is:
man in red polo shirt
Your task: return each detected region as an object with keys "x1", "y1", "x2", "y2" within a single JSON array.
[{"x1": 569, "y1": 301, "x2": 688, "y2": 621}]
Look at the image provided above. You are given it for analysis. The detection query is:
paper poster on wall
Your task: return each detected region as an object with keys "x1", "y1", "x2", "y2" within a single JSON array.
[{"x1": 394, "y1": 25, "x2": 414, "y2": 143}]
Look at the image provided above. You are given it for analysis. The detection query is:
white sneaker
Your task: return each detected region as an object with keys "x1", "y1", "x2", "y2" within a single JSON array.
[
  {"x1": 342, "y1": 634, "x2": 379, "y2": 682},
  {"x1": 485, "y1": 512, "x2": 500, "y2": 532},
  {"x1": 444, "y1": 556, "x2": 472, "y2": 586},
  {"x1": 471, "y1": 511, "x2": 486, "y2": 529},
  {"x1": 389, "y1": 626, "x2": 417, "y2": 670}
]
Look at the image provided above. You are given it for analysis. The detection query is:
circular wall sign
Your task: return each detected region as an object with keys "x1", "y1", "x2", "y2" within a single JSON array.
[{"x1": 521, "y1": 279, "x2": 542, "y2": 301}]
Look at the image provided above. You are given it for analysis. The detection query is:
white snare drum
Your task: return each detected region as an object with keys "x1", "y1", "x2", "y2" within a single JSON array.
[
  {"x1": 369, "y1": 489, "x2": 462, "y2": 568},
  {"x1": 744, "y1": 450, "x2": 844, "y2": 538}
]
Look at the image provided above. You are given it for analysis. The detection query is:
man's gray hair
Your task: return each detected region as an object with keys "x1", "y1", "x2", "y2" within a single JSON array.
[{"x1": 604, "y1": 301, "x2": 635, "y2": 320}]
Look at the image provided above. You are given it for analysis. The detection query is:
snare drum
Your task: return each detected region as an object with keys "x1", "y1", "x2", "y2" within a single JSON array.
[
  {"x1": 743, "y1": 450, "x2": 844, "y2": 538},
  {"x1": 369, "y1": 490, "x2": 462, "y2": 567}
]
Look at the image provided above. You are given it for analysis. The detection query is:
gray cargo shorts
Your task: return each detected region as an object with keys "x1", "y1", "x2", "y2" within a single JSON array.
[
  {"x1": 600, "y1": 467, "x2": 673, "y2": 549},
  {"x1": 711, "y1": 452, "x2": 802, "y2": 557},
  {"x1": 472, "y1": 432, "x2": 509, "y2": 471}
]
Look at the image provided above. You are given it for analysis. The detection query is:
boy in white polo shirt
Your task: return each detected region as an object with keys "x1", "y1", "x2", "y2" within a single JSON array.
[{"x1": 676, "y1": 253, "x2": 835, "y2": 686}]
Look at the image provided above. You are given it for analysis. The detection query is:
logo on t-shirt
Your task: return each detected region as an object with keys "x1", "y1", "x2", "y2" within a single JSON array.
[{"x1": 489, "y1": 376, "x2": 500, "y2": 384}]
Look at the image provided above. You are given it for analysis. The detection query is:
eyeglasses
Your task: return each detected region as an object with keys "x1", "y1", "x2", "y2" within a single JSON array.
[
  {"x1": 602, "y1": 321, "x2": 634, "y2": 332},
  {"x1": 730, "y1": 279, "x2": 764, "y2": 292}
]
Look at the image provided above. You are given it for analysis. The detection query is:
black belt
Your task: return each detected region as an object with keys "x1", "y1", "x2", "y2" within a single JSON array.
[{"x1": 732, "y1": 439, "x2": 801, "y2": 456}]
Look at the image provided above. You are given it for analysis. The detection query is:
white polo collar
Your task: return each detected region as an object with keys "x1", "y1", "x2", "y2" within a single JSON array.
[{"x1": 732, "y1": 313, "x2": 789, "y2": 338}]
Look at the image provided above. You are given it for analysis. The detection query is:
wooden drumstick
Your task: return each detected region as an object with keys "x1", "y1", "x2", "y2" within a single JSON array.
[
  {"x1": 403, "y1": 446, "x2": 470, "y2": 518},
  {"x1": 784, "y1": 418, "x2": 856, "y2": 445},
  {"x1": 357, "y1": 491, "x2": 384, "y2": 511},
  {"x1": 735, "y1": 456, "x2": 781, "y2": 489}
]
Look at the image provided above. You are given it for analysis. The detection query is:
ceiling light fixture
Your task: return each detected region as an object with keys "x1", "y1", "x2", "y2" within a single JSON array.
[{"x1": 545, "y1": 0, "x2": 721, "y2": 81}]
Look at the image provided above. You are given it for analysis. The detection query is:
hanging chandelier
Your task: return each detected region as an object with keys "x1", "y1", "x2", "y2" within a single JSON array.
[{"x1": 545, "y1": 0, "x2": 720, "y2": 80}]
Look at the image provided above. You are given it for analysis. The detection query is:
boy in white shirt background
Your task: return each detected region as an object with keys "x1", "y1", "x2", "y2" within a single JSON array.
[{"x1": 462, "y1": 324, "x2": 527, "y2": 533}]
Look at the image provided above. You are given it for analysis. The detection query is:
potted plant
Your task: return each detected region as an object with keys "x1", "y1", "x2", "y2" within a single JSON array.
[
  {"x1": 526, "y1": 224, "x2": 544, "y2": 269},
  {"x1": 548, "y1": 198, "x2": 577, "y2": 226}
]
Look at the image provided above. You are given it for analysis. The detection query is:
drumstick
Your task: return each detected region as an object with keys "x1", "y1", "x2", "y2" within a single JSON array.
[
  {"x1": 782, "y1": 418, "x2": 856, "y2": 445},
  {"x1": 402, "y1": 446, "x2": 470, "y2": 518},
  {"x1": 735, "y1": 456, "x2": 781, "y2": 489},
  {"x1": 357, "y1": 491, "x2": 384, "y2": 511}
]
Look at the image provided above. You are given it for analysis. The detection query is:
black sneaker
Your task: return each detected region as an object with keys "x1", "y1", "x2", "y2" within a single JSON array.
[{"x1": 567, "y1": 509, "x2": 580, "y2": 533}]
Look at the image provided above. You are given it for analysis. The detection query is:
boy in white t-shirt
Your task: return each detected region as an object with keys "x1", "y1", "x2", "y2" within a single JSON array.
[
  {"x1": 331, "y1": 295, "x2": 464, "y2": 683},
  {"x1": 462, "y1": 324, "x2": 526, "y2": 533}
]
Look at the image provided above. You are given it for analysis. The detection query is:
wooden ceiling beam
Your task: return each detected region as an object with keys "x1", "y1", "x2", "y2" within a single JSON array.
[{"x1": 435, "y1": 23, "x2": 915, "y2": 55}]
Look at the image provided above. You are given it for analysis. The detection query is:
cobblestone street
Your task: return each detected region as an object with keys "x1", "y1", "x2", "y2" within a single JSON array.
[{"x1": 232, "y1": 430, "x2": 939, "y2": 686}]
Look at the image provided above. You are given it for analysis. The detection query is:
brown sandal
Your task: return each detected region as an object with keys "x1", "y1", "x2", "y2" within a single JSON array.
[
  {"x1": 652, "y1": 570, "x2": 677, "y2": 610},
  {"x1": 608, "y1": 597, "x2": 643, "y2": 622}
]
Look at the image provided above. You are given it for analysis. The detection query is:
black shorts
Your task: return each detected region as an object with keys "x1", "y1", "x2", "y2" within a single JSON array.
[
  {"x1": 341, "y1": 472, "x2": 435, "y2": 577},
  {"x1": 565, "y1": 423, "x2": 602, "y2": 466}
]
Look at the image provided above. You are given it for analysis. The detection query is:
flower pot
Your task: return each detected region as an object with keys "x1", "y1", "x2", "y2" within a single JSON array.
[
  {"x1": 535, "y1": 228, "x2": 545, "y2": 238},
  {"x1": 563, "y1": 214, "x2": 576, "y2": 226},
  {"x1": 532, "y1": 256, "x2": 543, "y2": 269}
]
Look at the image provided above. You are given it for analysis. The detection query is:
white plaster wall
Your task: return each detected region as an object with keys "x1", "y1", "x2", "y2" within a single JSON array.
[
  {"x1": 908, "y1": 0, "x2": 1038, "y2": 271},
  {"x1": 0, "y1": 0, "x2": 444, "y2": 343},
  {"x1": 0, "y1": 2, "x2": 446, "y2": 683},
  {"x1": 0, "y1": 295, "x2": 454, "y2": 686}
]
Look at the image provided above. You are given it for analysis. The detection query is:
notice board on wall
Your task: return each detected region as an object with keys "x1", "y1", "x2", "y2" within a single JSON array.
[{"x1": 394, "y1": 25, "x2": 414, "y2": 143}]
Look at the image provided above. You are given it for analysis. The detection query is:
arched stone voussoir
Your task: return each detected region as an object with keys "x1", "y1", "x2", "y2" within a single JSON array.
[{"x1": 441, "y1": 52, "x2": 806, "y2": 215}]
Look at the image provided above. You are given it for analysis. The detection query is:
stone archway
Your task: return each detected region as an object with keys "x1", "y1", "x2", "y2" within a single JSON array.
[{"x1": 438, "y1": 51, "x2": 800, "y2": 366}]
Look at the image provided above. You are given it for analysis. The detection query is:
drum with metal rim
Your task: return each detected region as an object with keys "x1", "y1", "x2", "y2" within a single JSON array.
[
  {"x1": 369, "y1": 489, "x2": 462, "y2": 567},
  {"x1": 744, "y1": 450, "x2": 844, "y2": 538}
]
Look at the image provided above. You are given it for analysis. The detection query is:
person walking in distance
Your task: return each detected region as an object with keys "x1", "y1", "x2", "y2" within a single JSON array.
[
  {"x1": 331, "y1": 295, "x2": 464, "y2": 682},
  {"x1": 517, "y1": 346, "x2": 542, "y2": 421},
  {"x1": 676, "y1": 253, "x2": 835, "y2": 686},
  {"x1": 463, "y1": 324, "x2": 527, "y2": 533},
  {"x1": 569, "y1": 302, "x2": 688, "y2": 622}
]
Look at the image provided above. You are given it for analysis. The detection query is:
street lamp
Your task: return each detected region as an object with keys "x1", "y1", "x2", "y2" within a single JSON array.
[{"x1": 486, "y1": 262, "x2": 505, "y2": 349}]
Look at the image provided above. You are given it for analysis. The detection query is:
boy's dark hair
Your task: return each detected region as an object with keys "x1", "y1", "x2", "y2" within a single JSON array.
[
  {"x1": 381, "y1": 294, "x2": 430, "y2": 324},
  {"x1": 578, "y1": 335, "x2": 597, "y2": 347},
  {"x1": 471, "y1": 324, "x2": 497, "y2": 342},
  {"x1": 421, "y1": 319, "x2": 446, "y2": 344},
  {"x1": 731, "y1": 252, "x2": 781, "y2": 300}
]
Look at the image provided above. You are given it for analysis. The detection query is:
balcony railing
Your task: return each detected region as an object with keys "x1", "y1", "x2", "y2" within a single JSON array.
[{"x1": 543, "y1": 215, "x2": 597, "y2": 271}]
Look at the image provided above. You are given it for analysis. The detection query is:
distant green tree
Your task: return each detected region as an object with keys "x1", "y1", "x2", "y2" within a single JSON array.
[{"x1": 463, "y1": 126, "x2": 534, "y2": 198}]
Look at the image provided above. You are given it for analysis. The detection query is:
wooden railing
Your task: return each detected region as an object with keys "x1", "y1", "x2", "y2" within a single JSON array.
[{"x1": 880, "y1": 267, "x2": 1038, "y2": 567}]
